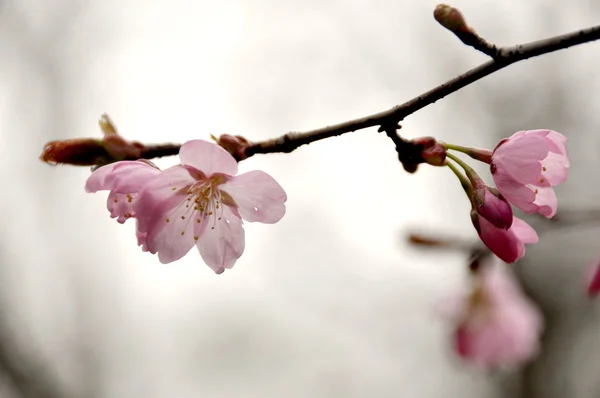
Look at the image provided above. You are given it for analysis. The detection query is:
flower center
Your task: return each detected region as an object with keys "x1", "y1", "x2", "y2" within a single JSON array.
[{"x1": 185, "y1": 179, "x2": 225, "y2": 233}]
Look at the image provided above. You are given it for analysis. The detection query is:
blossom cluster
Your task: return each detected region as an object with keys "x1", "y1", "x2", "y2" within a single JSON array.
[
  {"x1": 438, "y1": 129, "x2": 570, "y2": 263},
  {"x1": 424, "y1": 129, "x2": 573, "y2": 369},
  {"x1": 79, "y1": 122, "x2": 599, "y2": 372}
]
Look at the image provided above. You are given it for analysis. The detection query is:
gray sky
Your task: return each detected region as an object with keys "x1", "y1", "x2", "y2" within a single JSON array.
[{"x1": 1, "y1": 0, "x2": 599, "y2": 397}]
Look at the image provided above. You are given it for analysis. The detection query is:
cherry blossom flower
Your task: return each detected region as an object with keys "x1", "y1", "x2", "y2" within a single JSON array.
[
  {"x1": 86, "y1": 139, "x2": 287, "y2": 274},
  {"x1": 587, "y1": 262, "x2": 600, "y2": 298},
  {"x1": 471, "y1": 212, "x2": 538, "y2": 263},
  {"x1": 490, "y1": 129, "x2": 569, "y2": 218},
  {"x1": 86, "y1": 160, "x2": 161, "y2": 223},
  {"x1": 441, "y1": 260, "x2": 544, "y2": 369}
]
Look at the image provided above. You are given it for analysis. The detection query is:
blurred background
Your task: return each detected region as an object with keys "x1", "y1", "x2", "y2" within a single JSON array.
[{"x1": 0, "y1": 0, "x2": 599, "y2": 397}]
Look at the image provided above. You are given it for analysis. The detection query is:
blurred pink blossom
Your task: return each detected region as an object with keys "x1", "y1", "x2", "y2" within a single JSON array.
[
  {"x1": 471, "y1": 212, "x2": 538, "y2": 263},
  {"x1": 491, "y1": 129, "x2": 569, "y2": 218},
  {"x1": 86, "y1": 139, "x2": 287, "y2": 273},
  {"x1": 441, "y1": 261, "x2": 543, "y2": 369},
  {"x1": 587, "y1": 263, "x2": 600, "y2": 298}
]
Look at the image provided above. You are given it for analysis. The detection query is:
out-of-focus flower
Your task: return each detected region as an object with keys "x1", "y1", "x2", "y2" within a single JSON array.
[
  {"x1": 440, "y1": 260, "x2": 544, "y2": 369},
  {"x1": 587, "y1": 263, "x2": 600, "y2": 298},
  {"x1": 490, "y1": 129, "x2": 569, "y2": 218},
  {"x1": 471, "y1": 211, "x2": 538, "y2": 263},
  {"x1": 86, "y1": 139, "x2": 287, "y2": 274}
]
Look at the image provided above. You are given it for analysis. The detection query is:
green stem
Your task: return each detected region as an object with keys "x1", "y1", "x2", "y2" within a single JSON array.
[
  {"x1": 445, "y1": 160, "x2": 473, "y2": 198},
  {"x1": 446, "y1": 152, "x2": 476, "y2": 175},
  {"x1": 443, "y1": 143, "x2": 493, "y2": 164}
]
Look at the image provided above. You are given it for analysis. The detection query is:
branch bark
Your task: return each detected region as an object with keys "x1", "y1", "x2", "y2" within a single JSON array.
[{"x1": 40, "y1": 24, "x2": 600, "y2": 166}]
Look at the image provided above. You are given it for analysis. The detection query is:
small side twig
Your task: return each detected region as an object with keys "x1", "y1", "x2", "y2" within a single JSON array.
[{"x1": 433, "y1": 4, "x2": 500, "y2": 57}]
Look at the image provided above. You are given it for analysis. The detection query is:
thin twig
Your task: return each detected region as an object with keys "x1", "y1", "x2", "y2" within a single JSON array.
[
  {"x1": 40, "y1": 24, "x2": 600, "y2": 166},
  {"x1": 245, "y1": 25, "x2": 600, "y2": 157}
]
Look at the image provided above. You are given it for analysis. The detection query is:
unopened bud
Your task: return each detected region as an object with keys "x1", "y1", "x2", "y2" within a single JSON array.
[
  {"x1": 473, "y1": 186, "x2": 513, "y2": 229},
  {"x1": 40, "y1": 138, "x2": 108, "y2": 166},
  {"x1": 211, "y1": 134, "x2": 250, "y2": 161},
  {"x1": 40, "y1": 114, "x2": 144, "y2": 166},
  {"x1": 412, "y1": 136, "x2": 447, "y2": 166},
  {"x1": 434, "y1": 4, "x2": 472, "y2": 34}
]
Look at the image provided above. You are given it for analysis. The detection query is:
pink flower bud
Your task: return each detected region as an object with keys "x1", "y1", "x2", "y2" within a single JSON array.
[
  {"x1": 471, "y1": 210, "x2": 538, "y2": 264},
  {"x1": 473, "y1": 186, "x2": 513, "y2": 229}
]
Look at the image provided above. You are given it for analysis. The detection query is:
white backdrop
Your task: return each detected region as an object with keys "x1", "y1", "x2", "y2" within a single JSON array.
[{"x1": 0, "y1": 0, "x2": 599, "y2": 397}]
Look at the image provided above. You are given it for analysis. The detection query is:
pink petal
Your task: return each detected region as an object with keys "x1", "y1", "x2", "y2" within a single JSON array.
[
  {"x1": 492, "y1": 169, "x2": 538, "y2": 214},
  {"x1": 136, "y1": 228, "x2": 149, "y2": 252},
  {"x1": 195, "y1": 205, "x2": 245, "y2": 274},
  {"x1": 510, "y1": 217, "x2": 539, "y2": 244},
  {"x1": 532, "y1": 186, "x2": 557, "y2": 218},
  {"x1": 179, "y1": 140, "x2": 238, "y2": 177},
  {"x1": 543, "y1": 130, "x2": 568, "y2": 156},
  {"x1": 477, "y1": 216, "x2": 524, "y2": 263},
  {"x1": 85, "y1": 160, "x2": 160, "y2": 193},
  {"x1": 492, "y1": 135, "x2": 549, "y2": 184},
  {"x1": 85, "y1": 162, "x2": 120, "y2": 192},
  {"x1": 145, "y1": 195, "x2": 199, "y2": 263},
  {"x1": 541, "y1": 151, "x2": 569, "y2": 185},
  {"x1": 220, "y1": 170, "x2": 287, "y2": 223},
  {"x1": 107, "y1": 191, "x2": 136, "y2": 223},
  {"x1": 135, "y1": 166, "x2": 197, "y2": 233}
]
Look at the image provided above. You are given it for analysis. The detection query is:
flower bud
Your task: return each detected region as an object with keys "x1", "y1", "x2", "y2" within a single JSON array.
[
  {"x1": 412, "y1": 136, "x2": 447, "y2": 166},
  {"x1": 433, "y1": 4, "x2": 472, "y2": 34},
  {"x1": 40, "y1": 138, "x2": 108, "y2": 166},
  {"x1": 473, "y1": 186, "x2": 513, "y2": 229},
  {"x1": 211, "y1": 134, "x2": 250, "y2": 161}
]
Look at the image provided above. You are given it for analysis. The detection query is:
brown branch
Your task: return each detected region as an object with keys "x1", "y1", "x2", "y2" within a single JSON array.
[
  {"x1": 245, "y1": 24, "x2": 600, "y2": 157},
  {"x1": 39, "y1": 24, "x2": 600, "y2": 168}
]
